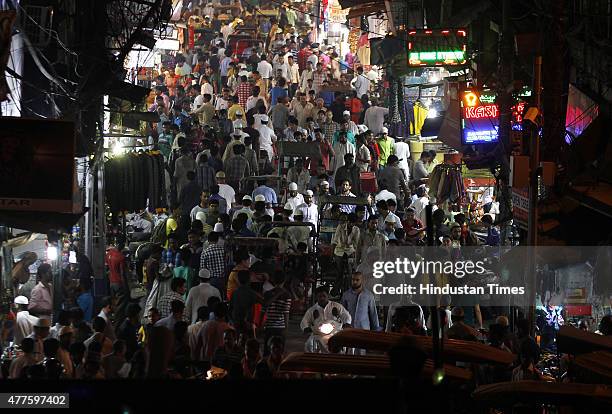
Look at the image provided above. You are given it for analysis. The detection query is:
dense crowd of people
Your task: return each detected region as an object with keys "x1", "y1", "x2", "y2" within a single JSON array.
[{"x1": 1, "y1": 0, "x2": 525, "y2": 381}]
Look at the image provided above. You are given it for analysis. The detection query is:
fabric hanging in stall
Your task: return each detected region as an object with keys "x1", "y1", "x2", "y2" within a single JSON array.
[
  {"x1": 104, "y1": 151, "x2": 167, "y2": 213},
  {"x1": 389, "y1": 80, "x2": 401, "y2": 124},
  {"x1": 389, "y1": 91, "x2": 414, "y2": 139},
  {"x1": 428, "y1": 164, "x2": 465, "y2": 205},
  {"x1": 348, "y1": 26, "x2": 361, "y2": 55},
  {"x1": 414, "y1": 101, "x2": 429, "y2": 135},
  {"x1": 428, "y1": 167, "x2": 442, "y2": 199},
  {"x1": 356, "y1": 33, "x2": 370, "y2": 66}
]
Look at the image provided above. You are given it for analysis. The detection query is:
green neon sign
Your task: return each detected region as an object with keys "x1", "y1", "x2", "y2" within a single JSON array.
[
  {"x1": 479, "y1": 93, "x2": 496, "y2": 103},
  {"x1": 409, "y1": 51, "x2": 465, "y2": 63}
]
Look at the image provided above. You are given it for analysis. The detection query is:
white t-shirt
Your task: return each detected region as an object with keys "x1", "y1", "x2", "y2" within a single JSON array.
[
  {"x1": 286, "y1": 194, "x2": 305, "y2": 212},
  {"x1": 193, "y1": 94, "x2": 205, "y2": 111},
  {"x1": 393, "y1": 141, "x2": 411, "y2": 179},
  {"x1": 411, "y1": 196, "x2": 433, "y2": 225},
  {"x1": 257, "y1": 60, "x2": 273, "y2": 79},
  {"x1": 364, "y1": 106, "x2": 389, "y2": 135},
  {"x1": 218, "y1": 184, "x2": 236, "y2": 209},
  {"x1": 215, "y1": 97, "x2": 230, "y2": 111},
  {"x1": 257, "y1": 125, "x2": 277, "y2": 161},
  {"x1": 253, "y1": 113, "x2": 268, "y2": 129}
]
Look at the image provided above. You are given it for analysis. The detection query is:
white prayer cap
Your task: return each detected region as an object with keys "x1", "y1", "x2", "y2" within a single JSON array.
[{"x1": 14, "y1": 296, "x2": 29, "y2": 305}]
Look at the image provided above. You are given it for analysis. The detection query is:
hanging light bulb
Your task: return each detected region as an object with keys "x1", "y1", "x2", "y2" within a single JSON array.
[{"x1": 427, "y1": 108, "x2": 438, "y2": 118}]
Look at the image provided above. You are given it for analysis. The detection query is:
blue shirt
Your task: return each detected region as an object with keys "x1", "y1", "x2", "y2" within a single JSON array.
[
  {"x1": 341, "y1": 288, "x2": 380, "y2": 330},
  {"x1": 320, "y1": 90, "x2": 335, "y2": 106},
  {"x1": 77, "y1": 292, "x2": 93, "y2": 322},
  {"x1": 162, "y1": 249, "x2": 180, "y2": 267},
  {"x1": 252, "y1": 185, "x2": 278, "y2": 204},
  {"x1": 270, "y1": 86, "x2": 288, "y2": 106},
  {"x1": 220, "y1": 57, "x2": 232, "y2": 77}
]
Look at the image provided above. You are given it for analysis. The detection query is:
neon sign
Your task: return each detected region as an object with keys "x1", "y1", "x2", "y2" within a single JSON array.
[
  {"x1": 465, "y1": 128, "x2": 499, "y2": 143},
  {"x1": 463, "y1": 104, "x2": 499, "y2": 119},
  {"x1": 511, "y1": 101, "x2": 526, "y2": 131},
  {"x1": 407, "y1": 29, "x2": 467, "y2": 67},
  {"x1": 461, "y1": 90, "x2": 500, "y2": 145}
]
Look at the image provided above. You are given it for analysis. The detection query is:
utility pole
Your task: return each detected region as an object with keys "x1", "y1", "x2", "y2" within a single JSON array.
[
  {"x1": 542, "y1": 0, "x2": 568, "y2": 163},
  {"x1": 526, "y1": 56, "x2": 542, "y2": 337},
  {"x1": 496, "y1": 0, "x2": 513, "y2": 236}
]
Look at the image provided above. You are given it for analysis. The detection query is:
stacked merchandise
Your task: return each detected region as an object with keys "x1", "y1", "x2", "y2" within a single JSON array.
[
  {"x1": 104, "y1": 151, "x2": 167, "y2": 213},
  {"x1": 427, "y1": 164, "x2": 466, "y2": 205}
]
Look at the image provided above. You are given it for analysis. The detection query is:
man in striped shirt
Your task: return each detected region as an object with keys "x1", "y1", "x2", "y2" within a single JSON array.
[
  {"x1": 200, "y1": 232, "x2": 227, "y2": 295},
  {"x1": 260, "y1": 271, "x2": 292, "y2": 356},
  {"x1": 312, "y1": 63, "x2": 326, "y2": 93}
]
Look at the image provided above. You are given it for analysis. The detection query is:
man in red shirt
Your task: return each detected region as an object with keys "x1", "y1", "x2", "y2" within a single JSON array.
[
  {"x1": 297, "y1": 44, "x2": 313, "y2": 72},
  {"x1": 235, "y1": 75, "x2": 251, "y2": 110},
  {"x1": 105, "y1": 235, "x2": 129, "y2": 328},
  {"x1": 313, "y1": 128, "x2": 334, "y2": 173}
]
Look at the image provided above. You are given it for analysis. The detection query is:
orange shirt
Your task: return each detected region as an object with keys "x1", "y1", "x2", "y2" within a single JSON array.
[{"x1": 226, "y1": 264, "x2": 250, "y2": 300}]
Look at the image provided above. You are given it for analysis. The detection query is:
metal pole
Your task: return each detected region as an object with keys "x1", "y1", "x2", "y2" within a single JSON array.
[
  {"x1": 529, "y1": 56, "x2": 542, "y2": 244},
  {"x1": 527, "y1": 56, "x2": 542, "y2": 337}
]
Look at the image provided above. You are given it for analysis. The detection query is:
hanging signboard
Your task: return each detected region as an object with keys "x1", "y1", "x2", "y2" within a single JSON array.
[
  {"x1": 0, "y1": 118, "x2": 76, "y2": 213},
  {"x1": 460, "y1": 91, "x2": 500, "y2": 144},
  {"x1": 511, "y1": 187, "x2": 529, "y2": 230},
  {"x1": 407, "y1": 29, "x2": 467, "y2": 67}
]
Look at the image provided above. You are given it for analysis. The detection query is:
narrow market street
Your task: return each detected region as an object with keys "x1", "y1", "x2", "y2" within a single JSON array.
[{"x1": 1, "y1": 0, "x2": 612, "y2": 413}]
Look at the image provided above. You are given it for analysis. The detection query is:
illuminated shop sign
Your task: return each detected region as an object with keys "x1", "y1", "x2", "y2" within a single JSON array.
[
  {"x1": 511, "y1": 101, "x2": 526, "y2": 131},
  {"x1": 461, "y1": 91, "x2": 499, "y2": 145},
  {"x1": 407, "y1": 29, "x2": 467, "y2": 67}
]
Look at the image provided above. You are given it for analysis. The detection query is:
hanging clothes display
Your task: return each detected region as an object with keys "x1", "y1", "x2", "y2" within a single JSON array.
[
  {"x1": 428, "y1": 164, "x2": 465, "y2": 205},
  {"x1": 105, "y1": 151, "x2": 167, "y2": 213},
  {"x1": 348, "y1": 26, "x2": 361, "y2": 55},
  {"x1": 389, "y1": 80, "x2": 401, "y2": 124},
  {"x1": 398, "y1": 81, "x2": 405, "y2": 125},
  {"x1": 356, "y1": 33, "x2": 370, "y2": 66},
  {"x1": 389, "y1": 96, "x2": 417, "y2": 138},
  {"x1": 413, "y1": 101, "x2": 429, "y2": 136}
]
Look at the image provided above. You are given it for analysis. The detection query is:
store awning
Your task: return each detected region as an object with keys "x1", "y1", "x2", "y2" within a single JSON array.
[
  {"x1": 1, "y1": 232, "x2": 39, "y2": 249},
  {"x1": 338, "y1": 0, "x2": 385, "y2": 18},
  {"x1": 0, "y1": 209, "x2": 87, "y2": 234}
]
